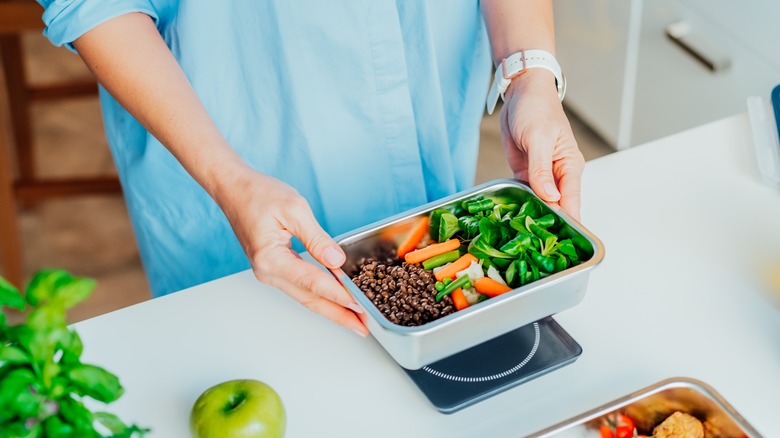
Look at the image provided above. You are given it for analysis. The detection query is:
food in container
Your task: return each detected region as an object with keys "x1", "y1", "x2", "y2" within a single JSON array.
[
  {"x1": 348, "y1": 188, "x2": 594, "y2": 327},
  {"x1": 334, "y1": 179, "x2": 604, "y2": 369},
  {"x1": 528, "y1": 378, "x2": 761, "y2": 438}
]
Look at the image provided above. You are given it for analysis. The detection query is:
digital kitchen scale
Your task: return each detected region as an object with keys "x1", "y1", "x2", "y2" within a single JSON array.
[{"x1": 402, "y1": 317, "x2": 581, "y2": 414}]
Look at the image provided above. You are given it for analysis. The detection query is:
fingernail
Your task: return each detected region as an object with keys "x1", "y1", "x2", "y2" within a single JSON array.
[
  {"x1": 544, "y1": 183, "x2": 561, "y2": 200},
  {"x1": 323, "y1": 246, "x2": 345, "y2": 266},
  {"x1": 347, "y1": 302, "x2": 364, "y2": 314},
  {"x1": 352, "y1": 329, "x2": 368, "y2": 338}
]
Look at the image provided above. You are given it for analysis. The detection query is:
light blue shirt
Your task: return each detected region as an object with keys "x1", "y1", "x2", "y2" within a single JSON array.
[{"x1": 39, "y1": 0, "x2": 492, "y2": 296}]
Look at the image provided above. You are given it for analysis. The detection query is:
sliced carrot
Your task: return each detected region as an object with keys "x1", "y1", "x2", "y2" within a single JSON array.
[
  {"x1": 396, "y1": 217, "x2": 430, "y2": 258},
  {"x1": 474, "y1": 277, "x2": 512, "y2": 297},
  {"x1": 434, "y1": 253, "x2": 478, "y2": 281},
  {"x1": 404, "y1": 239, "x2": 461, "y2": 265},
  {"x1": 451, "y1": 288, "x2": 470, "y2": 311}
]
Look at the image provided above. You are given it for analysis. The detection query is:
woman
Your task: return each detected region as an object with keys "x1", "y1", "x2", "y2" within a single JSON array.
[{"x1": 38, "y1": 0, "x2": 583, "y2": 336}]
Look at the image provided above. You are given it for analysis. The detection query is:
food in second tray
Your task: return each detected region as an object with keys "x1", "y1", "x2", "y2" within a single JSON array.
[
  {"x1": 557, "y1": 411, "x2": 708, "y2": 438},
  {"x1": 350, "y1": 193, "x2": 595, "y2": 327}
]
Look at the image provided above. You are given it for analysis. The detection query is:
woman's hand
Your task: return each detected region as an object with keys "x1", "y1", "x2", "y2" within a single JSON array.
[
  {"x1": 499, "y1": 69, "x2": 585, "y2": 220},
  {"x1": 215, "y1": 169, "x2": 369, "y2": 337}
]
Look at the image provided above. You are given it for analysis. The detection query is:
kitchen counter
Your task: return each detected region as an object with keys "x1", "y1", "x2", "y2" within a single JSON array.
[{"x1": 74, "y1": 113, "x2": 780, "y2": 437}]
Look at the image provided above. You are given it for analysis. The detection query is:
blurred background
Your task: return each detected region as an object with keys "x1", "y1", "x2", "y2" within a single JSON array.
[{"x1": 1, "y1": 0, "x2": 777, "y2": 322}]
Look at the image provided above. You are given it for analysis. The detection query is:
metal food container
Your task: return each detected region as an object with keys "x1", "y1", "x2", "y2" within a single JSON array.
[
  {"x1": 333, "y1": 179, "x2": 605, "y2": 369},
  {"x1": 529, "y1": 378, "x2": 762, "y2": 437}
]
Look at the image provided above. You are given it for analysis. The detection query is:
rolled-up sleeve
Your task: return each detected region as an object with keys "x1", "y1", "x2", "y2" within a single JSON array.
[{"x1": 37, "y1": 0, "x2": 159, "y2": 49}]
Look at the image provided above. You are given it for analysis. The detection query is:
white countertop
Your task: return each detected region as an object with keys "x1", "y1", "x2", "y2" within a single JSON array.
[{"x1": 74, "y1": 113, "x2": 780, "y2": 437}]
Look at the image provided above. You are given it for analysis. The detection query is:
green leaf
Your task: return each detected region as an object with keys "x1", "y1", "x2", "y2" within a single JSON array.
[
  {"x1": 529, "y1": 249, "x2": 556, "y2": 273},
  {"x1": 542, "y1": 235, "x2": 559, "y2": 256},
  {"x1": 554, "y1": 254, "x2": 569, "y2": 272},
  {"x1": 51, "y1": 277, "x2": 95, "y2": 310},
  {"x1": 557, "y1": 239, "x2": 579, "y2": 262},
  {"x1": 0, "y1": 368, "x2": 40, "y2": 417},
  {"x1": 505, "y1": 260, "x2": 519, "y2": 287},
  {"x1": 517, "y1": 199, "x2": 542, "y2": 218},
  {"x1": 93, "y1": 412, "x2": 128, "y2": 436},
  {"x1": 0, "y1": 276, "x2": 25, "y2": 311},
  {"x1": 0, "y1": 345, "x2": 30, "y2": 365},
  {"x1": 499, "y1": 232, "x2": 534, "y2": 256},
  {"x1": 25, "y1": 270, "x2": 73, "y2": 306},
  {"x1": 572, "y1": 235, "x2": 595, "y2": 259},
  {"x1": 93, "y1": 411, "x2": 149, "y2": 437},
  {"x1": 457, "y1": 216, "x2": 480, "y2": 240},
  {"x1": 492, "y1": 203, "x2": 519, "y2": 221},
  {"x1": 468, "y1": 234, "x2": 513, "y2": 260},
  {"x1": 44, "y1": 415, "x2": 76, "y2": 438},
  {"x1": 1, "y1": 422, "x2": 40, "y2": 438},
  {"x1": 42, "y1": 359, "x2": 61, "y2": 389},
  {"x1": 535, "y1": 214, "x2": 556, "y2": 229},
  {"x1": 437, "y1": 212, "x2": 461, "y2": 242},
  {"x1": 518, "y1": 260, "x2": 529, "y2": 286},
  {"x1": 18, "y1": 325, "x2": 68, "y2": 364},
  {"x1": 478, "y1": 217, "x2": 501, "y2": 247},
  {"x1": 27, "y1": 305, "x2": 67, "y2": 331},
  {"x1": 67, "y1": 364, "x2": 124, "y2": 403},
  {"x1": 428, "y1": 209, "x2": 447, "y2": 241},
  {"x1": 58, "y1": 396, "x2": 96, "y2": 436},
  {"x1": 58, "y1": 330, "x2": 84, "y2": 364}
]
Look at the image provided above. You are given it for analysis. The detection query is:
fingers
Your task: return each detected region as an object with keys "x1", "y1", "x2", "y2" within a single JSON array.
[
  {"x1": 251, "y1": 248, "x2": 369, "y2": 336},
  {"x1": 554, "y1": 150, "x2": 585, "y2": 221},
  {"x1": 525, "y1": 133, "x2": 562, "y2": 204},
  {"x1": 272, "y1": 274, "x2": 369, "y2": 337},
  {"x1": 270, "y1": 249, "x2": 360, "y2": 311},
  {"x1": 281, "y1": 198, "x2": 346, "y2": 270},
  {"x1": 500, "y1": 107, "x2": 530, "y2": 180}
]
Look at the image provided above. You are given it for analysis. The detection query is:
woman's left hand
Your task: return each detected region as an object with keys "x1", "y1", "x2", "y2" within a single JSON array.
[{"x1": 499, "y1": 69, "x2": 585, "y2": 220}]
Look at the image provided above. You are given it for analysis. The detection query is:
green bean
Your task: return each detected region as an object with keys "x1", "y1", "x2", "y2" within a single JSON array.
[
  {"x1": 422, "y1": 250, "x2": 460, "y2": 270},
  {"x1": 435, "y1": 275, "x2": 472, "y2": 302}
]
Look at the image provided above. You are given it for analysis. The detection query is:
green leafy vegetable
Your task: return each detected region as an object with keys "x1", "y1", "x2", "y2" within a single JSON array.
[
  {"x1": 437, "y1": 212, "x2": 461, "y2": 242},
  {"x1": 426, "y1": 188, "x2": 595, "y2": 304},
  {"x1": 457, "y1": 216, "x2": 481, "y2": 240},
  {"x1": 0, "y1": 271, "x2": 147, "y2": 437},
  {"x1": 499, "y1": 232, "x2": 534, "y2": 256}
]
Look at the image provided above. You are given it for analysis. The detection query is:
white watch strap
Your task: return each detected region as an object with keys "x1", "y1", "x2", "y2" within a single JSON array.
[{"x1": 486, "y1": 49, "x2": 565, "y2": 115}]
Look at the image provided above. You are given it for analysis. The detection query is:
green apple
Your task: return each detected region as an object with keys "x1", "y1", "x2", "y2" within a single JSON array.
[{"x1": 190, "y1": 379, "x2": 286, "y2": 438}]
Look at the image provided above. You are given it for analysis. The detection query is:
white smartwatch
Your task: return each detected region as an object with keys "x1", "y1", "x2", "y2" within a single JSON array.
[{"x1": 486, "y1": 49, "x2": 566, "y2": 115}]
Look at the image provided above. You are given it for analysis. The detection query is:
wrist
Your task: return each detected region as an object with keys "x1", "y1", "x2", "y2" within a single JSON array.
[
  {"x1": 201, "y1": 152, "x2": 255, "y2": 207},
  {"x1": 486, "y1": 49, "x2": 565, "y2": 114},
  {"x1": 504, "y1": 69, "x2": 559, "y2": 100}
]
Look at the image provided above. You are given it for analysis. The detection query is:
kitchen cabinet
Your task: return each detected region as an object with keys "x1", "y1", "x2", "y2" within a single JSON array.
[{"x1": 555, "y1": 0, "x2": 780, "y2": 149}]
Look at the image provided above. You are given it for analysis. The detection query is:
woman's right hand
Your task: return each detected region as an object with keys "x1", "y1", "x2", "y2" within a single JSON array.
[{"x1": 214, "y1": 168, "x2": 369, "y2": 337}]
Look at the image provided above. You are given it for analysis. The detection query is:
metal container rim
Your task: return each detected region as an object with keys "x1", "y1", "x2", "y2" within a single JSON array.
[{"x1": 333, "y1": 179, "x2": 606, "y2": 335}]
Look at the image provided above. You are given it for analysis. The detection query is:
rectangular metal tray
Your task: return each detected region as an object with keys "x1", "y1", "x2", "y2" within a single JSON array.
[
  {"x1": 529, "y1": 377, "x2": 762, "y2": 437},
  {"x1": 333, "y1": 179, "x2": 604, "y2": 369}
]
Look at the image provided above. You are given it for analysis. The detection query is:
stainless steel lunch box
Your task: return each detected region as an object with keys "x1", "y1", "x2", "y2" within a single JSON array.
[
  {"x1": 529, "y1": 377, "x2": 762, "y2": 437},
  {"x1": 333, "y1": 179, "x2": 605, "y2": 369}
]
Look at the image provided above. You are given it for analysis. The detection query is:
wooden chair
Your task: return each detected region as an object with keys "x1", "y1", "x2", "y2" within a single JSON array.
[{"x1": 0, "y1": 0, "x2": 121, "y2": 287}]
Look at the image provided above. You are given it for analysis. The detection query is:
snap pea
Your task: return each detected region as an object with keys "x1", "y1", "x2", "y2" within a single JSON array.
[
  {"x1": 434, "y1": 282, "x2": 445, "y2": 292},
  {"x1": 435, "y1": 275, "x2": 472, "y2": 302},
  {"x1": 422, "y1": 250, "x2": 460, "y2": 270},
  {"x1": 443, "y1": 277, "x2": 453, "y2": 286},
  {"x1": 466, "y1": 198, "x2": 494, "y2": 214}
]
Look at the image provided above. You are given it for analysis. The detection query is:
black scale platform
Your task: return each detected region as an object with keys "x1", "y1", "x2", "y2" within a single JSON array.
[{"x1": 402, "y1": 317, "x2": 581, "y2": 414}]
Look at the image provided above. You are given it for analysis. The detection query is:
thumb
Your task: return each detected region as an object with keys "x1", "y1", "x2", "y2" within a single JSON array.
[
  {"x1": 283, "y1": 200, "x2": 346, "y2": 269},
  {"x1": 526, "y1": 139, "x2": 561, "y2": 203}
]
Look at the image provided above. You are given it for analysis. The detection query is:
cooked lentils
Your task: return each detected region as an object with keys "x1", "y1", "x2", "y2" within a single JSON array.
[{"x1": 352, "y1": 258, "x2": 455, "y2": 327}]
